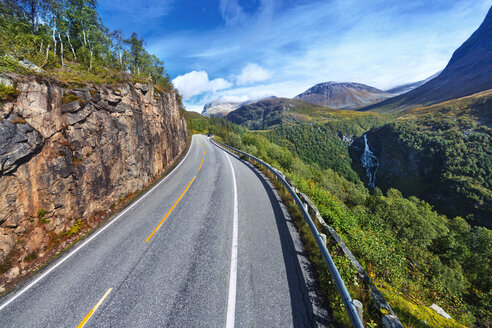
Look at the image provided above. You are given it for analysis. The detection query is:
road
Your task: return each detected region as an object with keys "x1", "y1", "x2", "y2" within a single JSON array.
[{"x1": 0, "y1": 134, "x2": 330, "y2": 327}]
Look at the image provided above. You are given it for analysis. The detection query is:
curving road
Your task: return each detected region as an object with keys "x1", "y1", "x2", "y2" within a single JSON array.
[{"x1": 0, "y1": 134, "x2": 330, "y2": 327}]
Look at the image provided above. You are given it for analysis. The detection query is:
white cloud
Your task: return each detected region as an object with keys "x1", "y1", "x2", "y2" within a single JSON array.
[
  {"x1": 153, "y1": 0, "x2": 491, "y2": 108},
  {"x1": 236, "y1": 63, "x2": 273, "y2": 86},
  {"x1": 172, "y1": 71, "x2": 232, "y2": 100},
  {"x1": 219, "y1": 0, "x2": 247, "y2": 27},
  {"x1": 182, "y1": 103, "x2": 204, "y2": 113}
]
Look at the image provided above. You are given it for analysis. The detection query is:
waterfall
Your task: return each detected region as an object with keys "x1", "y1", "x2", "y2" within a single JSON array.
[{"x1": 360, "y1": 134, "x2": 379, "y2": 188}]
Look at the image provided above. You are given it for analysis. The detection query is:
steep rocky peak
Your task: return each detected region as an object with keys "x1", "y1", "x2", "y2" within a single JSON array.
[{"x1": 448, "y1": 6, "x2": 492, "y2": 66}]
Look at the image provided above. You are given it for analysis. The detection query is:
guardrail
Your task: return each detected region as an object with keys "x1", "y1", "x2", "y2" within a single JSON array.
[
  {"x1": 211, "y1": 138, "x2": 364, "y2": 328},
  {"x1": 297, "y1": 193, "x2": 403, "y2": 328}
]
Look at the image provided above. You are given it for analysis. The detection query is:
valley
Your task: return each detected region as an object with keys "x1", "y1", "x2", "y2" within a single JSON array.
[{"x1": 190, "y1": 6, "x2": 492, "y2": 327}]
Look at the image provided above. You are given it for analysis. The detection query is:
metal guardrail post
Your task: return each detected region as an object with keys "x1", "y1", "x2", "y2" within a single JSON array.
[{"x1": 211, "y1": 138, "x2": 365, "y2": 328}]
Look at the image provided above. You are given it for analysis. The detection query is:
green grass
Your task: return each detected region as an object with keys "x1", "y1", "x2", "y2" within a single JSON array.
[
  {"x1": 44, "y1": 63, "x2": 129, "y2": 87},
  {"x1": 61, "y1": 93, "x2": 81, "y2": 104},
  {"x1": 0, "y1": 83, "x2": 18, "y2": 102},
  {"x1": 378, "y1": 282, "x2": 468, "y2": 328},
  {"x1": 24, "y1": 252, "x2": 37, "y2": 262},
  {"x1": 63, "y1": 219, "x2": 82, "y2": 238},
  {"x1": 37, "y1": 209, "x2": 46, "y2": 218},
  {"x1": 0, "y1": 55, "x2": 31, "y2": 75}
]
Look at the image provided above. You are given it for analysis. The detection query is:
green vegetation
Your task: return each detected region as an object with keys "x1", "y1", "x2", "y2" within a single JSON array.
[
  {"x1": 378, "y1": 283, "x2": 466, "y2": 328},
  {"x1": 0, "y1": 82, "x2": 18, "y2": 102},
  {"x1": 61, "y1": 93, "x2": 80, "y2": 104},
  {"x1": 0, "y1": 0, "x2": 173, "y2": 90},
  {"x1": 63, "y1": 218, "x2": 82, "y2": 237},
  {"x1": 226, "y1": 97, "x2": 383, "y2": 130},
  {"x1": 372, "y1": 110, "x2": 492, "y2": 227},
  {"x1": 265, "y1": 115, "x2": 387, "y2": 182},
  {"x1": 0, "y1": 259, "x2": 11, "y2": 275},
  {"x1": 24, "y1": 252, "x2": 37, "y2": 262},
  {"x1": 185, "y1": 112, "x2": 491, "y2": 327},
  {"x1": 37, "y1": 208, "x2": 46, "y2": 218}
]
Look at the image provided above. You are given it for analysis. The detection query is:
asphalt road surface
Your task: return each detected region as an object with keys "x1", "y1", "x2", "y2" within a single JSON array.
[{"x1": 0, "y1": 134, "x2": 330, "y2": 327}]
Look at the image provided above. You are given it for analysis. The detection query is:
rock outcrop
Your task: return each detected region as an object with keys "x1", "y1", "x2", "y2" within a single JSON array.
[{"x1": 0, "y1": 74, "x2": 188, "y2": 284}]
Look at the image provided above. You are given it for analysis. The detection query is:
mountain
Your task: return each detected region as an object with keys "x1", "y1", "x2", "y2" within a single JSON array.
[
  {"x1": 385, "y1": 71, "x2": 441, "y2": 95},
  {"x1": 363, "y1": 6, "x2": 492, "y2": 113},
  {"x1": 201, "y1": 96, "x2": 276, "y2": 117},
  {"x1": 294, "y1": 82, "x2": 392, "y2": 109},
  {"x1": 201, "y1": 100, "x2": 244, "y2": 117},
  {"x1": 225, "y1": 97, "x2": 378, "y2": 130}
]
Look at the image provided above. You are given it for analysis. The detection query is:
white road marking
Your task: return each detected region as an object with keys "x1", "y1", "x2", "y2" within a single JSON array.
[
  {"x1": 0, "y1": 136, "x2": 197, "y2": 311},
  {"x1": 225, "y1": 153, "x2": 239, "y2": 328}
]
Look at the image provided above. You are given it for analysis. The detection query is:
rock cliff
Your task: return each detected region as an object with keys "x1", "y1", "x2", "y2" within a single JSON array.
[{"x1": 0, "y1": 74, "x2": 188, "y2": 288}]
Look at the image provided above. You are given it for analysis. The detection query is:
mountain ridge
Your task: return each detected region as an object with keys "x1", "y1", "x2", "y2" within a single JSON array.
[
  {"x1": 361, "y1": 6, "x2": 492, "y2": 112},
  {"x1": 294, "y1": 81, "x2": 392, "y2": 109}
]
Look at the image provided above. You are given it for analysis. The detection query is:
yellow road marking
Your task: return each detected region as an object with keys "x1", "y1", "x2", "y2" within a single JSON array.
[
  {"x1": 198, "y1": 157, "x2": 204, "y2": 172},
  {"x1": 201, "y1": 139, "x2": 205, "y2": 155},
  {"x1": 77, "y1": 288, "x2": 113, "y2": 328},
  {"x1": 145, "y1": 176, "x2": 196, "y2": 243}
]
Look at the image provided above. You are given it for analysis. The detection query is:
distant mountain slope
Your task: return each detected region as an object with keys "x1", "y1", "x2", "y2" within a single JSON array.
[
  {"x1": 294, "y1": 82, "x2": 392, "y2": 109},
  {"x1": 225, "y1": 97, "x2": 378, "y2": 130},
  {"x1": 201, "y1": 100, "x2": 243, "y2": 117},
  {"x1": 363, "y1": 6, "x2": 492, "y2": 113},
  {"x1": 201, "y1": 96, "x2": 276, "y2": 117},
  {"x1": 385, "y1": 71, "x2": 441, "y2": 95}
]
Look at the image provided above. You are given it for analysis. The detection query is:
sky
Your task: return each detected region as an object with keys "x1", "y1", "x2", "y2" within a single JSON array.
[{"x1": 99, "y1": 0, "x2": 492, "y2": 113}]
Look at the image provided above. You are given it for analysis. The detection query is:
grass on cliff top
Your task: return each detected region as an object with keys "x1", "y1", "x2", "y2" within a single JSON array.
[
  {"x1": 44, "y1": 63, "x2": 130, "y2": 87},
  {"x1": 0, "y1": 55, "x2": 31, "y2": 75},
  {"x1": 0, "y1": 58, "x2": 175, "y2": 93}
]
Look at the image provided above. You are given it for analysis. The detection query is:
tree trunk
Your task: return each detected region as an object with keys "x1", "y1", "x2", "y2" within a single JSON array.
[
  {"x1": 44, "y1": 44, "x2": 50, "y2": 65},
  {"x1": 30, "y1": 0, "x2": 38, "y2": 34},
  {"x1": 59, "y1": 33, "x2": 64, "y2": 66},
  {"x1": 82, "y1": 30, "x2": 87, "y2": 47},
  {"x1": 67, "y1": 33, "x2": 77, "y2": 60},
  {"x1": 52, "y1": 29, "x2": 57, "y2": 55}
]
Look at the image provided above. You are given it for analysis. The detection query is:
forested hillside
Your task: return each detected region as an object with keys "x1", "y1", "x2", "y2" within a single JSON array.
[
  {"x1": 0, "y1": 0, "x2": 172, "y2": 90},
  {"x1": 225, "y1": 97, "x2": 381, "y2": 129},
  {"x1": 355, "y1": 111, "x2": 492, "y2": 228},
  {"x1": 186, "y1": 112, "x2": 491, "y2": 328},
  {"x1": 265, "y1": 116, "x2": 387, "y2": 183}
]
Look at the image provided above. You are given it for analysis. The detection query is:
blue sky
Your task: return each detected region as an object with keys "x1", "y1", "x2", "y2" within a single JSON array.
[{"x1": 99, "y1": 0, "x2": 492, "y2": 112}]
